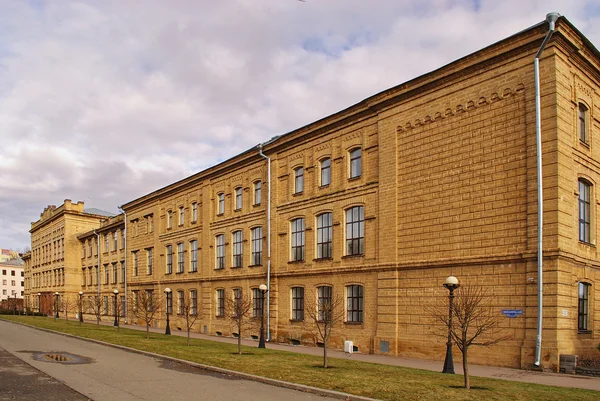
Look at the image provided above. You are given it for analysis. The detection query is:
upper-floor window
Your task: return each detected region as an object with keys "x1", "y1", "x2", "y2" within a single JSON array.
[
  {"x1": 254, "y1": 181, "x2": 262, "y2": 205},
  {"x1": 217, "y1": 193, "x2": 225, "y2": 215},
  {"x1": 216, "y1": 289, "x2": 225, "y2": 317},
  {"x1": 349, "y1": 148, "x2": 362, "y2": 179},
  {"x1": 121, "y1": 262, "x2": 125, "y2": 282},
  {"x1": 579, "y1": 180, "x2": 591, "y2": 244},
  {"x1": 346, "y1": 206, "x2": 364, "y2": 255},
  {"x1": 104, "y1": 234, "x2": 109, "y2": 252},
  {"x1": 579, "y1": 103, "x2": 589, "y2": 144},
  {"x1": 251, "y1": 227, "x2": 262, "y2": 265},
  {"x1": 147, "y1": 248, "x2": 153, "y2": 275},
  {"x1": 291, "y1": 286, "x2": 304, "y2": 321},
  {"x1": 320, "y1": 158, "x2": 331, "y2": 186},
  {"x1": 88, "y1": 239, "x2": 93, "y2": 256},
  {"x1": 113, "y1": 232, "x2": 118, "y2": 251},
  {"x1": 192, "y1": 202, "x2": 198, "y2": 222},
  {"x1": 232, "y1": 230, "x2": 243, "y2": 268},
  {"x1": 316, "y1": 212, "x2": 332, "y2": 259},
  {"x1": 235, "y1": 187, "x2": 243, "y2": 210},
  {"x1": 146, "y1": 215, "x2": 153, "y2": 233},
  {"x1": 346, "y1": 285, "x2": 363, "y2": 323},
  {"x1": 132, "y1": 251, "x2": 138, "y2": 276},
  {"x1": 179, "y1": 206, "x2": 185, "y2": 226},
  {"x1": 121, "y1": 229, "x2": 126, "y2": 247},
  {"x1": 291, "y1": 218, "x2": 305, "y2": 262},
  {"x1": 294, "y1": 167, "x2": 304, "y2": 194},
  {"x1": 578, "y1": 282, "x2": 591, "y2": 331},
  {"x1": 167, "y1": 210, "x2": 173, "y2": 229},
  {"x1": 177, "y1": 243, "x2": 185, "y2": 273},
  {"x1": 216, "y1": 234, "x2": 225, "y2": 269},
  {"x1": 166, "y1": 245, "x2": 173, "y2": 274},
  {"x1": 190, "y1": 240, "x2": 198, "y2": 272}
]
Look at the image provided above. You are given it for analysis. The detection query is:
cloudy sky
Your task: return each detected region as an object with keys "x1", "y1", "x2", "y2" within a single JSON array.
[{"x1": 1, "y1": 0, "x2": 599, "y2": 251}]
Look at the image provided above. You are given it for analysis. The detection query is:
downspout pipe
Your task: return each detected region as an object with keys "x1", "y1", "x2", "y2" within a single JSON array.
[
  {"x1": 93, "y1": 229, "x2": 101, "y2": 315},
  {"x1": 258, "y1": 143, "x2": 272, "y2": 341},
  {"x1": 534, "y1": 12, "x2": 560, "y2": 367},
  {"x1": 118, "y1": 206, "x2": 127, "y2": 323}
]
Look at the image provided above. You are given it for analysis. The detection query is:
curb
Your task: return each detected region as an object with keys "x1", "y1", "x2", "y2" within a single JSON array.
[{"x1": 4, "y1": 319, "x2": 379, "y2": 401}]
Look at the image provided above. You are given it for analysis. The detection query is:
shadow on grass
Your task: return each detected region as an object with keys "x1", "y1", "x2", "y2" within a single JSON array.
[
  {"x1": 230, "y1": 352, "x2": 256, "y2": 356},
  {"x1": 310, "y1": 364, "x2": 337, "y2": 369},
  {"x1": 448, "y1": 385, "x2": 490, "y2": 390}
]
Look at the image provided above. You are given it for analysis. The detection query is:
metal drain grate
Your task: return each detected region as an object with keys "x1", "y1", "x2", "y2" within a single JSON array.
[{"x1": 44, "y1": 353, "x2": 72, "y2": 362}]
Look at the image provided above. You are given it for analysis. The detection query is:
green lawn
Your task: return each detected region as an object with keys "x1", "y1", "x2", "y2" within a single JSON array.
[{"x1": 1, "y1": 316, "x2": 597, "y2": 401}]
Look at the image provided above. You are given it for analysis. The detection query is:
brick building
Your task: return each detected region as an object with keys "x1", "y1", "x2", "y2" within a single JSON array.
[{"x1": 24, "y1": 15, "x2": 600, "y2": 370}]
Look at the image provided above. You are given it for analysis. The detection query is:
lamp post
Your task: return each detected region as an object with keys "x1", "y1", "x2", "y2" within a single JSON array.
[
  {"x1": 258, "y1": 283, "x2": 268, "y2": 348},
  {"x1": 113, "y1": 289, "x2": 119, "y2": 327},
  {"x1": 37, "y1": 293, "x2": 41, "y2": 315},
  {"x1": 54, "y1": 292, "x2": 60, "y2": 319},
  {"x1": 442, "y1": 276, "x2": 460, "y2": 374},
  {"x1": 13, "y1": 293, "x2": 17, "y2": 315},
  {"x1": 78, "y1": 291, "x2": 84, "y2": 323},
  {"x1": 164, "y1": 288, "x2": 171, "y2": 335}
]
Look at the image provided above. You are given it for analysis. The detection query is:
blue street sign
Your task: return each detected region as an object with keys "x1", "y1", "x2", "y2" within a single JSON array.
[{"x1": 502, "y1": 309, "x2": 523, "y2": 318}]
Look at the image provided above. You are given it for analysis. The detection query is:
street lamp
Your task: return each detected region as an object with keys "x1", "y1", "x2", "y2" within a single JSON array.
[
  {"x1": 164, "y1": 288, "x2": 171, "y2": 335},
  {"x1": 37, "y1": 293, "x2": 41, "y2": 315},
  {"x1": 113, "y1": 289, "x2": 119, "y2": 327},
  {"x1": 78, "y1": 291, "x2": 84, "y2": 323},
  {"x1": 13, "y1": 293, "x2": 17, "y2": 315},
  {"x1": 258, "y1": 283, "x2": 268, "y2": 348},
  {"x1": 54, "y1": 292, "x2": 60, "y2": 319},
  {"x1": 442, "y1": 276, "x2": 460, "y2": 374}
]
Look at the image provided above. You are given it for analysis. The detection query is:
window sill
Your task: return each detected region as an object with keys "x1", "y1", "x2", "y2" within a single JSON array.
[
  {"x1": 214, "y1": 267, "x2": 224, "y2": 271},
  {"x1": 313, "y1": 257, "x2": 333, "y2": 262},
  {"x1": 289, "y1": 319, "x2": 304, "y2": 323},
  {"x1": 578, "y1": 241, "x2": 595, "y2": 247},
  {"x1": 217, "y1": 213, "x2": 224, "y2": 217},
  {"x1": 231, "y1": 266, "x2": 242, "y2": 269},
  {"x1": 348, "y1": 175, "x2": 361, "y2": 181},
  {"x1": 178, "y1": 224, "x2": 184, "y2": 227},
  {"x1": 579, "y1": 139, "x2": 590, "y2": 148},
  {"x1": 248, "y1": 264, "x2": 263, "y2": 268},
  {"x1": 342, "y1": 254, "x2": 364, "y2": 259},
  {"x1": 344, "y1": 321, "x2": 364, "y2": 326},
  {"x1": 165, "y1": 272, "x2": 172, "y2": 275},
  {"x1": 288, "y1": 260, "x2": 305, "y2": 264},
  {"x1": 191, "y1": 220, "x2": 197, "y2": 224},
  {"x1": 578, "y1": 330, "x2": 592, "y2": 335},
  {"x1": 252, "y1": 203, "x2": 262, "y2": 207},
  {"x1": 176, "y1": 271, "x2": 184, "y2": 274},
  {"x1": 292, "y1": 192, "x2": 303, "y2": 197},
  {"x1": 189, "y1": 270, "x2": 198, "y2": 273}
]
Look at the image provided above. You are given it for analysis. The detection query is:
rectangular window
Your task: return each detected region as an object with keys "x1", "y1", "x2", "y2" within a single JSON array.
[
  {"x1": 232, "y1": 231, "x2": 243, "y2": 268},
  {"x1": 216, "y1": 289, "x2": 225, "y2": 317},
  {"x1": 120, "y1": 295, "x2": 125, "y2": 315},
  {"x1": 578, "y1": 282, "x2": 590, "y2": 331},
  {"x1": 121, "y1": 262, "x2": 125, "y2": 283},
  {"x1": 178, "y1": 290, "x2": 184, "y2": 314},
  {"x1": 579, "y1": 180, "x2": 591, "y2": 243},
  {"x1": 133, "y1": 251, "x2": 139, "y2": 276},
  {"x1": 147, "y1": 249, "x2": 153, "y2": 275},
  {"x1": 291, "y1": 218, "x2": 305, "y2": 261},
  {"x1": 251, "y1": 227, "x2": 262, "y2": 265},
  {"x1": 88, "y1": 240, "x2": 92, "y2": 256},
  {"x1": 103, "y1": 296, "x2": 109, "y2": 315},
  {"x1": 121, "y1": 229, "x2": 126, "y2": 247},
  {"x1": 216, "y1": 235, "x2": 225, "y2": 269},
  {"x1": 217, "y1": 193, "x2": 225, "y2": 215},
  {"x1": 579, "y1": 103, "x2": 589, "y2": 143},
  {"x1": 254, "y1": 181, "x2": 262, "y2": 205},
  {"x1": 104, "y1": 234, "x2": 109, "y2": 252},
  {"x1": 316, "y1": 212, "x2": 333, "y2": 258},
  {"x1": 190, "y1": 289, "x2": 198, "y2": 315},
  {"x1": 113, "y1": 232, "x2": 118, "y2": 251},
  {"x1": 350, "y1": 148, "x2": 362, "y2": 178},
  {"x1": 104, "y1": 264, "x2": 109, "y2": 284},
  {"x1": 346, "y1": 285, "x2": 363, "y2": 323},
  {"x1": 190, "y1": 240, "x2": 198, "y2": 272},
  {"x1": 346, "y1": 206, "x2": 365, "y2": 255},
  {"x1": 192, "y1": 202, "x2": 198, "y2": 222},
  {"x1": 112, "y1": 262, "x2": 117, "y2": 284},
  {"x1": 253, "y1": 288, "x2": 265, "y2": 318},
  {"x1": 294, "y1": 167, "x2": 304, "y2": 194},
  {"x1": 132, "y1": 291, "x2": 139, "y2": 311},
  {"x1": 235, "y1": 187, "x2": 242, "y2": 210},
  {"x1": 166, "y1": 245, "x2": 173, "y2": 274},
  {"x1": 146, "y1": 290, "x2": 154, "y2": 311},
  {"x1": 167, "y1": 210, "x2": 173, "y2": 229},
  {"x1": 320, "y1": 158, "x2": 331, "y2": 186},
  {"x1": 177, "y1": 243, "x2": 184, "y2": 273},
  {"x1": 179, "y1": 206, "x2": 184, "y2": 225},
  {"x1": 291, "y1": 287, "x2": 304, "y2": 321},
  {"x1": 318, "y1": 286, "x2": 332, "y2": 321}
]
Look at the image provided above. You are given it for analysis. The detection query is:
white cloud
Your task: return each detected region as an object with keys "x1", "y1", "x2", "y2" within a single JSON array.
[{"x1": 0, "y1": 0, "x2": 598, "y2": 249}]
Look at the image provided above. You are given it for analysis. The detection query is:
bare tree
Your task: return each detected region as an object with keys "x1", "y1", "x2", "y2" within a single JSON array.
[
  {"x1": 304, "y1": 290, "x2": 345, "y2": 368},
  {"x1": 225, "y1": 291, "x2": 255, "y2": 354},
  {"x1": 87, "y1": 295, "x2": 103, "y2": 328},
  {"x1": 430, "y1": 284, "x2": 511, "y2": 389},
  {"x1": 181, "y1": 292, "x2": 201, "y2": 346},
  {"x1": 130, "y1": 290, "x2": 161, "y2": 339},
  {"x1": 61, "y1": 295, "x2": 78, "y2": 323}
]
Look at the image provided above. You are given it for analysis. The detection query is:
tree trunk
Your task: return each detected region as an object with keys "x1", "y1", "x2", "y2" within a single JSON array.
[
  {"x1": 146, "y1": 324, "x2": 150, "y2": 339},
  {"x1": 238, "y1": 331, "x2": 242, "y2": 355},
  {"x1": 187, "y1": 330, "x2": 191, "y2": 346},
  {"x1": 323, "y1": 343, "x2": 328, "y2": 368},
  {"x1": 462, "y1": 349, "x2": 470, "y2": 389}
]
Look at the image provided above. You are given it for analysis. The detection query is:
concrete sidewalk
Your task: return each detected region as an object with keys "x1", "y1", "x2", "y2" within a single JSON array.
[{"x1": 94, "y1": 318, "x2": 600, "y2": 392}]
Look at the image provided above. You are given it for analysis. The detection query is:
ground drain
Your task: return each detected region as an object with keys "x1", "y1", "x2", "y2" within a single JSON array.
[
  {"x1": 44, "y1": 353, "x2": 71, "y2": 362},
  {"x1": 29, "y1": 351, "x2": 93, "y2": 365}
]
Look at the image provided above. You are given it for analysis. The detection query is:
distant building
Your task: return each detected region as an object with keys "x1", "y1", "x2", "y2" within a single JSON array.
[
  {"x1": 0, "y1": 259, "x2": 24, "y2": 301},
  {"x1": 0, "y1": 248, "x2": 19, "y2": 263}
]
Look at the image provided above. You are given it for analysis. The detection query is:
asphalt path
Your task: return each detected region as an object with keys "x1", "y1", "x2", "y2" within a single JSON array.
[{"x1": 0, "y1": 320, "x2": 340, "y2": 401}]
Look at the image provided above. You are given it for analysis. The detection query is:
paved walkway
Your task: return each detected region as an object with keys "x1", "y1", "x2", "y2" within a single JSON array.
[{"x1": 94, "y1": 318, "x2": 600, "y2": 392}]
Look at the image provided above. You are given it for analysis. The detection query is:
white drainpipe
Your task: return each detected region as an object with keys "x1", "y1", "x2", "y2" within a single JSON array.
[
  {"x1": 258, "y1": 144, "x2": 272, "y2": 341},
  {"x1": 533, "y1": 12, "x2": 560, "y2": 367}
]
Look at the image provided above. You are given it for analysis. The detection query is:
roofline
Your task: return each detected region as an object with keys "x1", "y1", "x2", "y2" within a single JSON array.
[{"x1": 122, "y1": 15, "x2": 598, "y2": 211}]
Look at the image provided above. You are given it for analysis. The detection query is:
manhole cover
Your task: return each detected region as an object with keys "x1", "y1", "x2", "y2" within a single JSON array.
[{"x1": 30, "y1": 351, "x2": 93, "y2": 365}]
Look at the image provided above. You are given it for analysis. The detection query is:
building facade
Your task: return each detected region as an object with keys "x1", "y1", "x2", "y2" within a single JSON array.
[
  {"x1": 0, "y1": 260, "x2": 24, "y2": 301},
  {"x1": 24, "y1": 16, "x2": 600, "y2": 370}
]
